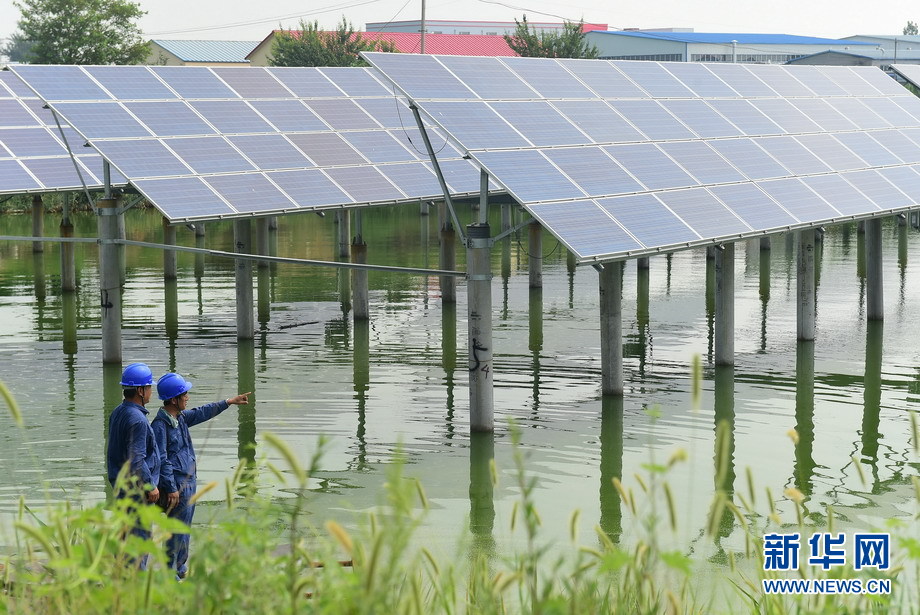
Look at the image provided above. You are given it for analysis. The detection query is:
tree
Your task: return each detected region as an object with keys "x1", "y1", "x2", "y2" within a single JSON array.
[
  {"x1": 504, "y1": 15, "x2": 599, "y2": 59},
  {"x1": 904, "y1": 20, "x2": 918, "y2": 35},
  {"x1": 269, "y1": 17, "x2": 398, "y2": 67},
  {"x1": 12, "y1": 0, "x2": 148, "y2": 64},
  {"x1": 1, "y1": 32, "x2": 36, "y2": 63}
]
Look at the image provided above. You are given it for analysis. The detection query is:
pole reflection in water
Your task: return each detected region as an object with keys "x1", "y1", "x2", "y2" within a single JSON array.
[
  {"x1": 705, "y1": 256, "x2": 715, "y2": 364},
  {"x1": 712, "y1": 365, "x2": 735, "y2": 552},
  {"x1": 237, "y1": 339, "x2": 257, "y2": 478},
  {"x1": 529, "y1": 287, "x2": 543, "y2": 413},
  {"x1": 33, "y1": 252, "x2": 46, "y2": 337},
  {"x1": 636, "y1": 266, "x2": 650, "y2": 376},
  {"x1": 257, "y1": 267, "x2": 271, "y2": 326},
  {"x1": 62, "y1": 290, "x2": 77, "y2": 356},
  {"x1": 665, "y1": 253, "x2": 673, "y2": 296},
  {"x1": 353, "y1": 318, "x2": 369, "y2": 469},
  {"x1": 599, "y1": 395, "x2": 623, "y2": 545},
  {"x1": 759, "y1": 248, "x2": 770, "y2": 352},
  {"x1": 898, "y1": 223, "x2": 907, "y2": 307},
  {"x1": 793, "y1": 341, "x2": 816, "y2": 497},
  {"x1": 861, "y1": 320, "x2": 883, "y2": 488},
  {"x1": 268, "y1": 221, "x2": 278, "y2": 278},
  {"x1": 469, "y1": 431, "x2": 495, "y2": 556},
  {"x1": 567, "y1": 251, "x2": 576, "y2": 310},
  {"x1": 442, "y1": 302, "x2": 457, "y2": 439},
  {"x1": 102, "y1": 362, "x2": 124, "y2": 501},
  {"x1": 337, "y1": 265, "x2": 351, "y2": 315},
  {"x1": 501, "y1": 237, "x2": 511, "y2": 320},
  {"x1": 856, "y1": 228, "x2": 866, "y2": 280},
  {"x1": 165, "y1": 278, "x2": 179, "y2": 340}
]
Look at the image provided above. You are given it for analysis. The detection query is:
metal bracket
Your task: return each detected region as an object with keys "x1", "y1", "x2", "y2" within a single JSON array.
[
  {"x1": 492, "y1": 216, "x2": 535, "y2": 243},
  {"x1": 467, "y1": 273, "x2": 493, "y2": 281}
]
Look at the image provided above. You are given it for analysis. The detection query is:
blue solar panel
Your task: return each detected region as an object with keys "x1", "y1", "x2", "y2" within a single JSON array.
[
  {"x1": 705, "y1": 63, "x2": 777, "y2": 97},
  {"x1": 662, "y1": 62, "x2": 738, "y2": 98},
  {"x1": 378, "y1": 162, "x2": 442, "y2": 197},
  {"x1": 755, "y1": 136, "x2": 830, "y2": 175},
  {"x1": 474, "y1": 149, "x2": 584, "y2": 202},
  {"x1": 756, "y1": 178, "x2": 839, "y2": 220},
  {"x1": 527, "y1": 200, "x2": 642, "y2": 258},
  {"x1": 751, "y1": 65, "x2": 814, "y2": 97},
  {"x1": 0, "y1": 159, "x2": 41, "y2": 192},
  {"x1": 789, "y1": 66, "x2": 848, "y2": 97},
  {"x1": 305, "y1": 99, "x2": 379, "y2": 130},
  {"x1": 421, "y1": 101, "x2": 529, "y2": 149},
  {"x1": 597, "y1": 193, "x2": 699, "y2": 246},
  {"x1": 892, "y1": 96, "x2": 920, "y2": 123},
  {"x1": 843, "y1": 170, "x2": 913, "y2": 208},
  {"x1": 247, "y1": 100, "x2": 327, "y2": 132},
  {"x1": 615, "y1": 61, "x2": 695, "y2": 98},
  {"x1": 604, "y1": 144, "x2": 696, "y2": 190},
  {"x1": 861, "y1": 97, "x2": 920, "y2": 128},
  {"x1": 501, "y1": 57, "x2": 595, "y2": 98},
  {"x1": 822, "y1": 66, "x2": 881, "y2": 96},
  {"x1": 795, "y1": 134, "x2": 867, "y2": 171},
  {"x1": 361, "y1": 53, "x2": 474, "y2": 99},
  {"x1": 707, "y1": 99, "x2": 784, "y2": 136},
  {"x1": 749, "y1": 99, "x2": 821, "y2": 134},
  {"x1": 23, "y1": 156, "x2": 100, "y2": 188},
  {"x1": 211, "y1": 67, "x2": 293, "y2": 98},
  {"x1": 556, "y1": 59, "x2": 648, "y2": 99},
  {"x1": 657, "y1": 141, "x2": 746, "y2": 184},
  {"x1": 660, "y1": 99, "x2": 742, "y2": 138},
  {"x1": 708, "y1": 139, "x2": 790, "y2": 180},
  {"x1": 266, "y1": 169, "x2": 353, "y2": 207},
  {"x1": 0, "y1": 71, "x2": 35, "y2": 98},
  {"x1": 266, "y1": 67, "x2": 343, "y2": 97},
  {"x1": 543, "y1": 146, "x2": 643, "y2": 197},
  {"x1": 855, "y1": 66, "x2": 909, "y2": 96},
  {"x1": 656, "y1": 188, "x2": 751, "y2": 238},
  {"x1": 228, "y1": 134, "x2": 314, "y2": 170},
  {"x1": 342, "y1": 131, "x2": 418, "y2": 163},
  {"x1": 0, "y1": 127, "x2": 67, "y2": 156},
  {"x1": 133, "y1": 176, "x2": 235, "y2": 218},
  {"x1": 325, "y1": 166, "x2": 405, "y2": 202},
  {"x1": 437, "y1": 56, "x2": 535, "y2": 99},
  {"x1": 0, "y1": 100, "x2": 40, "y2": 127},
  {"x1": 709, "y1": 183, "x2": 798, "y2": 229},
  {"x1": 788, "y1": 98, "x2": 856, "y2": 131},
  {"x1": 825, "y1": 98, "x2": 889, "y2": 129},
  {"x1": 876, "y1": 166, "x2": 920, "y2": 203},
  {"x1": 321, "y1": 68, "x2": 391, "y2": 97},
  {"x1": 150, "y1": 66, "x2": 239, "y2": 99},
  {"x1": 84, "y1": 66, "x2": 175, "y2": 100},
  {"x1": 52, "y1": 102, "x2": 150, "y2": 139},
  {"x1": 551, "y1": 100, "x2": 644, "y2": 144},
  {"x1": 11, "y1": 65, "x2": 111, "y2": 101},
  {"x1": 488, "y1": 101, "x2": 591, "y2": 146},
  {"x1": 163, "y1": 136, "x2": 256, "y2": 174},
  {"x1": 867, "y1": 130, "x2": 920, "y2": 163},
  {"x1": 800, "y1": 174, "x2": 880, "y2": 215},
  {"x1": 833, "y1": 132, "x2": 902, "y2": 166},
  {"x1": 207, "y1": 173, "x2": 295, "y2": 213},
  {"x1": 93, "y1": 139, "x2": 191, "y2": 178},
  {"x1": 190, "y1": 100, "x2": 274, "y2": 134},
  {"x1": 607, "y1": 100, "x2": 695, "y2": 141},
  {"x1": 286, "y1": 132, "x2": 364, "y2": 166},
  {"x1": 437, "y1": 158, "x2": 486, "y2": 194},
  {"x1": 355, "y1": 98, "x2": 414, "y2": 129},
  {"x1": 125, "y1": 101, "x2": 216, "y2": 137}
]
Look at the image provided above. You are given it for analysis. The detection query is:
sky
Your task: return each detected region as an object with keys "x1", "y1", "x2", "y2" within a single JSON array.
[{"x1": 1, "y1": 0, "x2": 919, "y2": 43}]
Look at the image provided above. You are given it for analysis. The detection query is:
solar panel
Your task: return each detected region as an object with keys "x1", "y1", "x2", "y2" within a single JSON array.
[
  {"x1": 365, "y1": 53, "x2": 920, "y2": 262},
  {"x1": 9, "y1": 65, "x2": 487, "y2": 220}
]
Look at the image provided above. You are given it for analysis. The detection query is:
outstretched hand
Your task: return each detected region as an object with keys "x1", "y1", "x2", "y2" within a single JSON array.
[{"x1": 226, "y1": 392, "x2": 252, "y2": 406}]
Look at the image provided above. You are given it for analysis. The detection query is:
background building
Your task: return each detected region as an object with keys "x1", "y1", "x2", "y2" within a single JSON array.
[
  {"x1": 146, "y1": 40, "x2": 258, "y2": 66},
  {"x1": 365, "y1": 19, "x2": 607, "y2": 36}
]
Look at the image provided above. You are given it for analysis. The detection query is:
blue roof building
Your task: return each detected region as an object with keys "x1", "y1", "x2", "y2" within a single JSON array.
[
  {"x1": 146, "y1": 40, "x2": 260, "y2": 66},
  {"x1": 586, "y1": 30, "x2": 879, "y2": 64}
]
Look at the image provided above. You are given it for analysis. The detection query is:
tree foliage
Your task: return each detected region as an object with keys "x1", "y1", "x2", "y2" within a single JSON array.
[
  {"x1": 904, "y1": 20, "x2": 918, "y2": 35},
  {"x1": 269, "y1": 17, "x2": 398, "y2": 67},
  {"x1": 504, "y1": 15, "x2": 599, "y2": 59},
  {"x1": 12, "y1": 0, "x2": 148, "y2": 64},
  {"x1": 1, "y1": 32, "x2": 36, "y2": 63}
]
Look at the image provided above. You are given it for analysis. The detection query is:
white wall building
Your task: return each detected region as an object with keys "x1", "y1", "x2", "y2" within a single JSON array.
[{"x1": 365, "y1": 19, "x2": 607, "y2": 36}]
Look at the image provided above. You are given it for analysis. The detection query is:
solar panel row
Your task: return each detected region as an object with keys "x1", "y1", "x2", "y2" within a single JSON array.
[
  {"x1": 364, "y1": 53, "x2": 920, "y2": 261},
  {"x1": 0, "y1": 71, "x2": 125, "y2": 195}
]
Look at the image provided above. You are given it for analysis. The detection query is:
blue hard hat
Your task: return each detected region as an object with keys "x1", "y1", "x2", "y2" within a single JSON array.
[
  {"x1": 157, "y1": 372, "x2": 194, "y2": 401},
  {"x1": 120, "y1": 362, "x2": 154, "y2": 387}
]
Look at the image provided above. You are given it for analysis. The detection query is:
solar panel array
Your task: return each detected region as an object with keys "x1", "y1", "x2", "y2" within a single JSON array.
[
  {"x1": 0, "y1": 71, "x2": 126, "y2": 196},
  {"x1": 891, "y1": 64, "x2": 920, "y2": 92},
  {"x1": 364, "y1": 53, "x2": 920, "y2": 262},
  {"x1": 9, "y1": 65, "x2": 486, "y2": 222}
]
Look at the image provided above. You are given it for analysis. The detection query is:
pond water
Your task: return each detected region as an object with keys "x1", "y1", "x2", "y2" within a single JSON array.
[{"x1": 0, "y1": 204, "x2": 918, "y2": 574}]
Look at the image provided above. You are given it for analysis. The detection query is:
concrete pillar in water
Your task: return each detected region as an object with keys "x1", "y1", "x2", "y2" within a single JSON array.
[
  {"x1": 32, "y1": 194, "x2": 44, "y2": 253},
  {"x1": 439, "y1": 211, "x2": 457, "y2": 303},
  {"x1": 62, "y1": 290, "x2": 77, "y2": 356},
  {"x1": 257, "y1": 267, "x2": 271, "y2": 326},
  {"x1": 256, "y1": 217, "x2": 270, "y2": 270},
  {"x1": 420, "y1": 200, "x2": 430, "y2": 216},
  {"x1": 97, "y1": 198, "x2": 122, "y2": 363},
  {"x1": 117, "y1": 205, "x2": 126, "y2": 286},
  {"x1": 352, "y1": 239, "x2": 369, "y2": 321},
  {"x1": 715, "y1": 243, "x2": 734, "y2": 366},
  {"x1": 637, "y1": 256, "x2": 650, "y2": 270},
  {"x1": 706, "y1": 245, "x2": 716, "y2": 260},
  {"x1": 268, "y1": 216, "x2": 278, "y2": 231},
  {"x1": 467, "y1": 223, "x2": 493, "y2": 432},
  {"x1": 500, "y1": 202, "x2": 511, "y2": 233},
  {"x1": 760, "y1": 236, "x2": 771, "y2": 251},
  {"x1": 857, "y1": 220, "x2": 866, "y2": 234},
  {"x1": 866, "y1": 218, "x2": 883, "y2": 321},
  {"x1": 60, "y1": 194, "x2": 76, "y2": 292},
  {"x1": 469, "y1": 432, "x2": 496, "y2": 554},
  {"x1": 796, "y1": 230, "x2": 815, "y2": 341},
  {"x1": 793, "y1": 341, "x2": 816, "y2": 494},
  {"x1": 165, "y1": 278, "x2": 178, "y2": 340},
  {"x1": 234, "y1": 219, "x2": 254, "y2": 340},
  {"x1": 337, "y1": 210, "x2": 350, "y2": 259},
  {"x1": 529, "y1": 221, "x2": 542, "y2": 289},
  {"x1": 636, "y1": 263, "x2": 650, "y2": 376},
  {"x1": 599, "y1": 262, "x2": 624, "y2": 396},
  {"x1": 163, "y1": 217, "x2": 177, "y2": 280},
  {"x1": 567, "y1": 251, "x2": 577, "y2": 274}
]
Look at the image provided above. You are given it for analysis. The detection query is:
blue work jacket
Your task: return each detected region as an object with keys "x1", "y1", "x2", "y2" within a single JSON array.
[
  {"x1": 106, "y1": 400, "x2": 160, "y2": 489},
  {"x1": 151, "y1": 401, "x2": 229, "y2": 495}
]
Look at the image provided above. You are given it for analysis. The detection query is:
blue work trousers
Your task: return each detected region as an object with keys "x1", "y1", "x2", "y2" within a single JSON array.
[{"x1": 163, "y1": 478, "x2": 196, "y2": 575}]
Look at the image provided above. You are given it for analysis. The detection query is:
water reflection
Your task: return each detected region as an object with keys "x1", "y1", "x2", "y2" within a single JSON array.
[
  {"x1": 529, "y1": 287, "x2": 543, "y2": 412},
  {"x1": 165, "y1": 278, "x2": 178, "y2": 340},
  {"x1": 442, "y1": 303, "x2": 457, "y2": 439},
  {"x1": 469, "y1": 432, "x2": 495, "y2": 556},
  {"x1": 237, "y1": 339, "x2": 257, "y2": 470},
  {"x1": 257, "y1": 267, "x2": 271, "y2": 326},
  {"x1": 706, "y1": 257, "x2": 715, "y2": 364},
  {"x1": 598, "y1": 396, "x2": 623, "y2": 545},
  {"x1": 793, "y1": 342, "x2": 816, "y2": 496},
  {"x1": 33, "y1": 252, "x2": 46, "y2": 337},
  {"x1": 898, "y1": 224, "x2": 907, "y2": 307},
  {"x1": 636, "y1": 266, "x2": 650, "y2": 376},
  {"x1": 712, "y1": 365, "x2": 736, "y2": 547},
  {"x1": 353, "y1": 319, "x2": 369, "y2": 469},
  {"x1": 62, "y1": 290, "x2": 77, "y2": 356},
  {"x1": 860, "y1": 321, "x2": 883, "y2": 487},
  {"x1": 759, "y1": 248, "x2": 770, "y2": 352}
]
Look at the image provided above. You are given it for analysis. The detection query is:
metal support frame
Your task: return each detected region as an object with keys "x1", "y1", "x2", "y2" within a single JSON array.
[
  {"x1": 529, "y1": 221, "x2": 543, "y2": 289},
  {"x1": 32, "y1": 194, "x2": 44, "y2": 253},
  {"x1": 60, "y1": 194, "x2": 76, "y2": 292},
  {"x1": 410, "y1": 104, "x2": 465, "y2": 244},
  {"x1": 467, "y1": 222, "x2": 493, "y2": 432}
]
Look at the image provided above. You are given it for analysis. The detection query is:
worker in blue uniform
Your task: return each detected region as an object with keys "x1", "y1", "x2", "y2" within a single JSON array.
[
  {"x1": 152, "y1": 372, "x2": 251, "y2": 579},
  {"x1": 106, "y1": 362, "x2": 161, "y2": 569}
]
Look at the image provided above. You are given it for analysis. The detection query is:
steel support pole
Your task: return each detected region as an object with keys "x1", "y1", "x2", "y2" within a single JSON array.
[
  {"x1": 256, "y1": 217, "x2": 270, "y2": 270},
  {"x1": 467, "y1": 223, "x2": 493, "y2": 432},
  {"x1": 352, "y1": 211, "x2": 369, "y2": 321},
  {"x1": 163, "y1": 217, "x2": 177, "y2": 280},
  {"x1": 796, "y1": 230, "x2": 815, "y2": 341},
  {"x1": 234, "y1": 219, "x2": 254, "y2": 340},
  {"x1": 529, "y1": 221, "x2": 542, "y2": 289},
  {"x1": 97, "y1": 198, "x2": 122, "y2": 363},
  {"x1": 337, "y1": 211, "x2": 350, "y2": 259},
  {"x1": 866, "y1": 218, "x2": 884, "y2": 321},
  {"x1": 715, "y1": 243, "x2": 735, "y2": 366},
  {"x1": 32, "y1": 194, "x2": 44, "y2": 253},
  {"x1": 600, "y1": 262, "x2": 624, "y2": 396},
  {"x1": 440, "y1": 203, "x2": 456, "y2": 303},
  {"x1": 60, "y1": 194, "x2": 76, "y2": 292}
]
